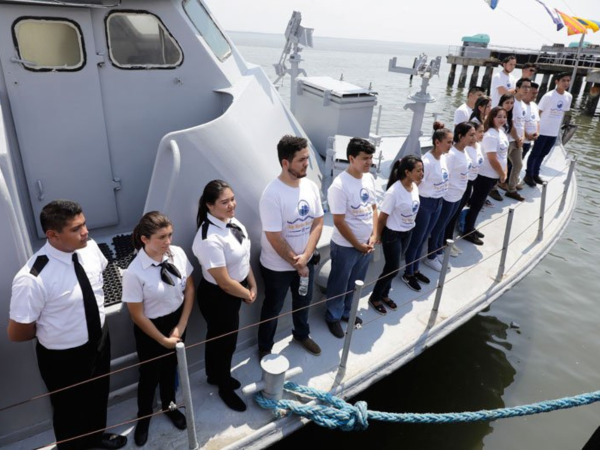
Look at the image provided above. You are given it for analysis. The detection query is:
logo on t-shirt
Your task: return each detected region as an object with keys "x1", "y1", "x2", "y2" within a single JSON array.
[
  {"x1": 557, "y1": 101, "x2": 564, "y2": 110},
  {"x1": 412, "y1": 200, "x2": 419, "y2": 214},
  {"x1": 298, "y1": 200, "x2": 310, "y2": 217},
  {"x1": 360, "y1": 188, "x2": 370, "y2": 203},
  {"x1": 442, "y1": 169, "x2": 449, "y2": 181}
]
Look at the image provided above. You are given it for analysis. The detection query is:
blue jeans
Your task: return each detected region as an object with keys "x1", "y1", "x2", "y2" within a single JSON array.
[
  {"x1": 404, "y1": 196, "x2": 443, "y2": 275},
  {"x1": 371, "y1": 227, "x2": 412, "y2": 301},
  {"x1": 258, "y1": 263, "x2": 314, "y2": 351},
  {"x1": 526, "y1": 135, "x2": 557, "y2": 178},
  {"x1": 429, "y1": 199, "x2": 461, "y2": 257},
  {"x1": 326, "y1": 241, "x2": 372, "y2": 323}
]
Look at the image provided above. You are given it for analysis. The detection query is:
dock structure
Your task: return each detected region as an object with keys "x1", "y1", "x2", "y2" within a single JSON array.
[{"x1": 446, "y1": 43, "x2": 600, "y2": 114}]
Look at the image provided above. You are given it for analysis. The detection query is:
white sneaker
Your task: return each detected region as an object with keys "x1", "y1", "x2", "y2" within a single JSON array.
[
  {"x1": 436, "y1": 255, "x2": 451, "y2": 271},
  {"x1": 424, "y1": 257, "x2": 443, "y2": 272},
  {"x1": 450, "y1": 247, "x2": 459, "y2": 258}
]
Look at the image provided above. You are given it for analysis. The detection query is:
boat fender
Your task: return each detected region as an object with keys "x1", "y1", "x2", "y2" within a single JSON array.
[{"x1": 29, "y1": 255, "x2": 49, "y2": 277}]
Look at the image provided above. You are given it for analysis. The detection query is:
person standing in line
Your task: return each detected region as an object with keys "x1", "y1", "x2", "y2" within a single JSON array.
[
  {"x1": 122, "y1": 212, "x2": 194, "y2": 446},
  {"x1": 524, "y1": 72, "x2": 572, "y2": 187},
  {"x1": 325, "y1": 138, "x2": 378, "y2": 338},
  {"x1": 521, "y1": 62, "x2": 537, "y2": 82},
  {"x1": 368, "y1": 156, "x2": 423, "y2": 314},
  {"x1": 427, "y1": 122, "x2": 474, "y2": 267},
  {"x1": 257, "y1": 135, "x2": 324, "y2": 359},
  {"x1": 468, "y1": 96, "x2": 492, "y2": 125},
  {"x1": 8, "y1": 200, "x2": 127, "y2": 450},
  {"x1": 463, "y1": 107, "x2": 510, "y2": 245},
  {"x1": 504, "y1": 78, "x2": 532, "y2": 202},
  {"x1": 454, "y1": 86, "x2": 484, "y2": 126},
  {"x1": 523, "y1": 82, "x2": 540, "y2": 160},
  {"x1": 193, "y1": 180, "x2": 257, "y2": 412},
  {"x1": 488, "y1": 93, "x2": 515, "y2": 202},
  {"x1": 401, "y1": 126, "x2": 452, "y2": 292},
  {"x1": 490, "y1": 55, "x2": 517, "y2": 108}
]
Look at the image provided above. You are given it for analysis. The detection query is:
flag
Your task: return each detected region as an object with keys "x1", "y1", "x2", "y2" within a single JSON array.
[
  {"x1": 534, "y1": 0, "x2": 564, "y2": 31},
  {"x1": 574, "y1": 17, "x2": 600, "y2": 33},
  {"x1": 484, "y1": 0, "x2": 498, "y2": 10},
  {"x1": 556, "y1": 9, "x2": 588, "y2": 35}
]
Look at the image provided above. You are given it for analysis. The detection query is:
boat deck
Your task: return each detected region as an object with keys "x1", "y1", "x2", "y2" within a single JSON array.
[{"x1": 8, "y1": 140, "x2": 576, "y2": 450}]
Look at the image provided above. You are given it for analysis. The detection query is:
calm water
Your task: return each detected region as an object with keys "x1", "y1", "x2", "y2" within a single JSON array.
[{"x1": 231, "y1": 32, "x2": 600, "y2": 449}]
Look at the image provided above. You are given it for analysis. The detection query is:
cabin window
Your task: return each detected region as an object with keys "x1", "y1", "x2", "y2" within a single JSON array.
[
  {"x1": 13, "y1": 19, "x2": 85, "y2": 71},
  {"x1": 183, "y1": 0, "x2": 232, "y2": 62},
  {"x1": 106, "y1": 12, "x2": 183, "y2": 69}
]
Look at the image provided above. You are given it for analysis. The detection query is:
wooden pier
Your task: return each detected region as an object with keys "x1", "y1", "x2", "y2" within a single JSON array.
[{"x1": 446, "y1": 43, "x2": 600, "y2": 114}]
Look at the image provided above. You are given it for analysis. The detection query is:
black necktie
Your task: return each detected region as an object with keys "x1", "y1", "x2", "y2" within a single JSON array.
[
  {"x1": 72, "y1": 253, "x2": 102, "y2": 344},
  {"x1": 227, "y1": 222, "x2": 245, "y2": 244},
  {"x1": 154, "y1": 261, "x2": 181, "y2": 286}
]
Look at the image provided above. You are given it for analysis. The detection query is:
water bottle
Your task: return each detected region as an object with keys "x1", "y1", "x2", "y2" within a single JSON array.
[{"x1": 298, "y1": 275, "x2": 309, "y2": 296}]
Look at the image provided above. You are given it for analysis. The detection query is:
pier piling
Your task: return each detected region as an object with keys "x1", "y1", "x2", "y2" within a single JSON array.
[
  {"x1": 457, "y1": 65, "x2": 468, "y2": 88},
  {"x1": 469, "y1": 66, "x2": 480, "y2": 88},
  {"x1": 538, "y1": 73, "x2": 551, "y2": 100},
  {"x1": 482, "y1": 66, "x2": 493, "y2": 94},
  {"x1": 585, "y1": 84, "x2": 600, "y2": 115},
  {"x1": 571, "y1": 75, "x2": 584, "y2": 100},
  {"x1": 447, "y1": 64, "x2": 457, "y2": 87}
]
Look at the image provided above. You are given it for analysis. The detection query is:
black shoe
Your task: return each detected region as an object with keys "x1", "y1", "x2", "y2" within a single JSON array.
[
  {"x1": 413, "y1": 271, "x2": 430, "y2": 284},
  {"x1": 326, "y1": 320, "x2": 344, "y2": 339},
  {"x1": 401, "y1": 274, "x2": 421, "y2": 292},
  {"x1": 134, "y1": 419, "x2": 150, "y2": 447},
  {"x1": 463, "y1": 233, "x2": 484, "y2": 245},
  {"x1": 99, "y1": 433, "x2": 128, "y2": 450},
  {"x1": 219, "y1": 388, "x2": 247, "y2": 412},
  {"x1": 258, "y1": 349, "x2": 271, "y2": 361},
  {"x1": 165, "y1": 409, "x2": 187, "y2": 430},
  {"x1": 523, "y1": 175, "x2": 536, "y2": 187},
  {"x1": 474, "y1": 230, "x2": 485, "y2": 238},
  {"x1": 342, "y1": 315, "x2": 363, "y2": 326},
  {"x1": 293, "y1": 336, "x2": 322, "y2": 355},
  {"x1": 533, "y1": 175, "x2": 545, "y2": 184},
  {"x1": 488, "y1": 188, "x2": 503, "y2": 201},
  {"x1": 208, "y1": 376, "x2": 241, "y2": 390},
  {"x1": 505, "y1": 191, "x2": 525, "y2": 201}
]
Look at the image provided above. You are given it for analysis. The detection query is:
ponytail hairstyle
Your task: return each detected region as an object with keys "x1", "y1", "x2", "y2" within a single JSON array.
[
  {"x1": 387, "y1": 155, "x2": 423, "y2": 190},
  {"x1": 453, "y1": 122, "x2": 475, "y2": 144},
  {"x1": 132, "y1": 211, "x2": 172, "y2": 251},
  {"x1": 196, "y1": 179, "x2": 232, "y2": 229},
  {"x1": 432, "y1": 121, "x2": 452, "y2": 148}
]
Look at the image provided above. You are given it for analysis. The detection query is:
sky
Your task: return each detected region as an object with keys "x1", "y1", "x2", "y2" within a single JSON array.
[{"x1": 203, "y1": 0, "x2": 598, "y2": 50}]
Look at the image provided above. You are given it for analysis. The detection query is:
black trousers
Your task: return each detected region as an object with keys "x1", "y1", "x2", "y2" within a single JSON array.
[
  {"x1": 36, "y1": 325, "x2": 110, "y2": 450},
  {"x1": 198, "y1": 278, "x2": 242, "y2": 389},
  {"x1": 134, "y1": 303, "x2": 184, "y2": 418},
  {"x1": 464, "y1": 175, "x2": 499, "y2": 233},
  {"x1": 444, "y1": 179, "x2": 474, "y2": 242}
]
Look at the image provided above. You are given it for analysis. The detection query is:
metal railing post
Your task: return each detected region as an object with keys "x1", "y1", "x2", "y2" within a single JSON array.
[
  {"x1": 496, "y1": 207, "x2": 515, "y2": 282},
  {"x1": 339, "y1": 280, "x2": 364, "y2": 373},
  {"x1": 175, "y1": 343, "x2": 199, "y2": 450},
  {"x1": 537, "y1": 182, "x2": 548, "y2": 242},
  {"x1": 432, "y1": 240, "x2": 453, "y2": 312},
  {"x1": 558, "y1": 156, "x2": 577, "y2": 213},
  {"x1": 375, "y1": 105, "x2": 383, "y2": 135}
]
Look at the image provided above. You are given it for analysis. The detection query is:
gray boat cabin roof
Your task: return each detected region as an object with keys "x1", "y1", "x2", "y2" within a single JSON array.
[{"x1": 0, "y1": 0, "x2": 119, "y2": 8}]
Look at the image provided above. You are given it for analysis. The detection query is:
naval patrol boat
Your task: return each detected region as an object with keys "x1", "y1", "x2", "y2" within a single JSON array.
[{"x1": 0, "y1": 1, "x2": 577, "y2": 449}]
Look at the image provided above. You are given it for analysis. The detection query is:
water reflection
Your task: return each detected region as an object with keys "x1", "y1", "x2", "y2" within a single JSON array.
[{"x1": 270, "y1": 312, "x2": 516, "y2": 450}]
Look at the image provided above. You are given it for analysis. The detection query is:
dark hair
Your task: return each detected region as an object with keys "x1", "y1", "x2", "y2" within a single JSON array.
[
  {"x1": 277, "y1": 135, "x2": 308, "y2": 167},
  {"x1": 346, "y1": 137, "x2": 375, "y2": 160},
  {"x1": 453, "y1": 122, "x2": 475, "y2": 143},
  {"x1": 132, "y1": 211, "x2": 172, "y2": 251},
  {"x1": 484, "y1": 107, "x2": 506, "y2": 132},
  {"x1": 387, "y1": 155, "x2": 422, "y2": 190},
  {"x1": 468, "y1": 120, "x2": 484, "y2": 131},
  {"x1": 40, "y1": 200, "x2": 83, "y2": 233},
  {"x1": 531, "y1": 82, "x2": 539, "y2": 89},
  {"x1": 432, "y1": 125, "x2": 452, "y2": 147},
  {"x1": 196, "y1": 179, "x2": 232, "y2": 228},
  {"x1": 523, "y1": 62, "x2": 537, "y2": 70},
  {"x1": 555, "y1": 72, "x2": 571, "y2": 82},
  {"x1": 469, "y1": 96, "x2": 491, "y2": 123},
  {"x1": 516, "y1": 77, "x2": 531, "y2": 88},
  {"x1": 502, "y1": 55, "x2": 517, "y2": 64},
  {"x1": 468, "y1": 85, "x2": 483, "y2": 96},
  {"x1": 498, "y1": 93, "x2": 515, "y2": 134}
]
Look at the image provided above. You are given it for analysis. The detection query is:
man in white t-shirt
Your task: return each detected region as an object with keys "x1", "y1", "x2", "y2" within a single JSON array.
[
  {"x1": 258, "y1": 135, "x2": 324, "y2": 358},
  {"x1": 524, "y1": 72, "x2": 572, "y2": 186},
  {"x1": 454, "y1": 85, "x2": 484, "y2": 126},
  {"x1": 490, "y1": 55, "x2": 517, "y2": 107},
  {"x1": 325, "y1": 138, "x2": 378, "y2": 338},
  {"x1": 523, "y1": 82, "x2": 540, "y2": 159},
  {"x1": 8, "y1": 200, "x2": 127, "y2": 450}
]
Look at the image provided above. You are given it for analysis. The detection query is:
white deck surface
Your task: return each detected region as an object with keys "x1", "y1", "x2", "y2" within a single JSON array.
[{"x1": 9, "y1": 140, "x2": 576, "y2": 450}]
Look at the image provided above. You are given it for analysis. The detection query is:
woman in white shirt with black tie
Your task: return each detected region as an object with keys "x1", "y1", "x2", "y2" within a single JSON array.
[
  {"x1": 122, "y1": 211, "x2": 195, "y2": 446},
  {"x1": 193, "y1": 180, "x2": 257, "y2": 412}
]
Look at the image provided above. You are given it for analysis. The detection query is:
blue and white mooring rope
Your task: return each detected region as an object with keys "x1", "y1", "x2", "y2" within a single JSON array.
[{"x1": 254, "y1": 381, "x2": 600, "y2": 431}]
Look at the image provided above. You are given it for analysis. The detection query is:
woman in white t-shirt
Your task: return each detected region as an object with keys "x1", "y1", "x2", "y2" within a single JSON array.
[
  {"x1": 192, "y1": 180, "x2": 257, "y2": 413},
  {"x1": 122, "y1": 211, "x2": 195, "y2": 446},
  {"x1": 468, "y1": 96, "x2": 492, "y2": 125},
  {"x1": 402, "y1": 125, "x2": 452, "y2": 293},
  {"x1": 463, "y1": 107, "x2": 509, "y2": 245},
  {"x1": 368, "y1": 155, "x2": 423, "y2": 314},
  {"x1": 427, "y1": 122, "x2": 475, "y2": 267}
]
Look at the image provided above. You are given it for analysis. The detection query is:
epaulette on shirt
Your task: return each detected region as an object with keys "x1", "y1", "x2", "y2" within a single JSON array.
[
  {"x1": 29, "y1": 255, "x2": 49, "y2": 277},
  {"x1": 201, "y1": 221, "x2": 210, "y2": 240}
]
